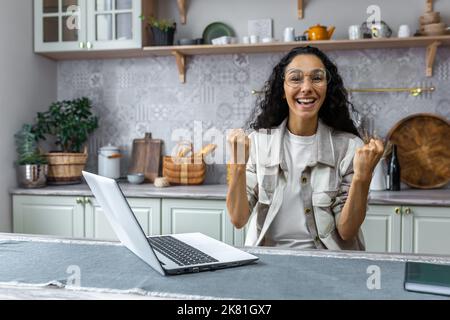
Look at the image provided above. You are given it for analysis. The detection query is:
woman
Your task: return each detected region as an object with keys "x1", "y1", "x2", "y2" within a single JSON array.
[{"x1": 226, "y1": 46, "x2": 384, "y2": 250}]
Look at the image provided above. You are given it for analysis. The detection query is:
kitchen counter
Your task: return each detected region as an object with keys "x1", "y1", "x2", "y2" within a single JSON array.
[
  {"x1": 10, "y1": 184, "x2": 450, "y2": 206},
  {"x1": 10, "y1": 183, "x2": 229, "y2": 200},
  {"x1": 1, "y1": 233, "x2": 450, "y2": 300}
]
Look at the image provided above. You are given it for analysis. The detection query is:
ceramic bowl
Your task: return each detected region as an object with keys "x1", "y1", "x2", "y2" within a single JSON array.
[
  {"x1": 127, "y1": 173, "x2": 145, "y2": 184},
  {"x1": 177, "y1": 38, "x2": 196, "y2": 45}
]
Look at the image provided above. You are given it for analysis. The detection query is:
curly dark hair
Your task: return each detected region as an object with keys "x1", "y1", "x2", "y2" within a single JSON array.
[{"x1": 246, "y1": 46, "x2": 360, "y2": 137}]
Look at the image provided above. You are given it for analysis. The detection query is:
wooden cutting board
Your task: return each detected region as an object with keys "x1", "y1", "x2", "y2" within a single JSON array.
[
  {"x1": 386, "y1": 113, "x2": 450, "y2": 189},
  {"x1": 128, "y1": 133, "x2": 162, "y2": 183}
]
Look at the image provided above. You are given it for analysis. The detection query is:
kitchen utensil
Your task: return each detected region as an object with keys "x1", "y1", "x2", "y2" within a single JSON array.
[
  {"x1": 304, "y1": 24, "x2": 335, "y2": 41},
  {"x1": 202, "y1": 22, "x2": 235, "y2": 45},
  {"x1": 98, "y1": 144, "x2": 122, "y2": 179},
  {"x1": 386, "y1": 113, "x2": 450, "y2": 189},
  {"x1": 128, "y1": 133, "x2": 162, "y2": 183}
]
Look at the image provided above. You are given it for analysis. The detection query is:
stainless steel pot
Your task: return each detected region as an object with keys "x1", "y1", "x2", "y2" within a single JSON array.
[{"x1": 16, "y1": 164, "x2": 48, "y2": 188}]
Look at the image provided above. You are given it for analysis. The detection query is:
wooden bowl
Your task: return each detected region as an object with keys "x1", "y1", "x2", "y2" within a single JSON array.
[
  {"x1": 162, "y1": 156, "x2": 206, "y2": 185},
  {"x1": 420, "y1": 11, "x2": 440, "y2": 25},
  {"x1": 424, "y1": 22, "x2": 447, "y2": 32}
]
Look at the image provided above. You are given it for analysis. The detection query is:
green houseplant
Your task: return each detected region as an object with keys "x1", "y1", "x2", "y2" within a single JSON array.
[
  {"x1": 140, "y1": 15, "x2": 176, "y2": 46},
  {"x1": 33, "y1": 97, "x2": 98, "y2": 185},
  {"x1": 14, "y1": 124, "x2": 48, "y2": 188}
]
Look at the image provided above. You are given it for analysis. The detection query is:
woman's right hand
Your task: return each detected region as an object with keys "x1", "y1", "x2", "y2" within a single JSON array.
[{"x1": 227, "y1": 129, "x2": 250, "y2": 165}]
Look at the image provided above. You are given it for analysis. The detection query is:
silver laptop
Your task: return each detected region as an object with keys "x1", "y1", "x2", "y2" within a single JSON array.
[{"x1": 82, "y1": 171, "x2": 258, "y2": 276}]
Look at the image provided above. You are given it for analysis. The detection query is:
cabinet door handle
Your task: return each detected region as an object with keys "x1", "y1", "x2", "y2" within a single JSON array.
[
  {"x1": 79, "y1": 42, "x2": 85, "y2": 49},
  {"x1": 86, "y1": 41, "x2": 93, "y2": 49},
  {"x1": 404, "y1": 207, "x2": 412, "y2": 215},
  {"x1": 84, "y1": 198, "x2": 92, "y2": 205},
  {"x1": 395, "y1": 207, "x2": 401, "y2": 215},
  {"x1": 76, "y1": 197, "x2": 84, "y2": 204}
]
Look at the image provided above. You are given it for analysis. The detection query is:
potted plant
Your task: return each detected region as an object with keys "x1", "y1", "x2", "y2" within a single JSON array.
[
  {"x1": 14, "y1": 124, "x2": 48, "y2": 188},
  {"x1": 140, "y1": 15, "x2": 176, "y2": 46},
  {"x1": 33, "y1": 97, "x2": 98, "y2": 185}
]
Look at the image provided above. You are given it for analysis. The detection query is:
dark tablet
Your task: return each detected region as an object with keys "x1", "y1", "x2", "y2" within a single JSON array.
[{"x1": 404, "y1": 262, "x2": 450, "y2": 297}]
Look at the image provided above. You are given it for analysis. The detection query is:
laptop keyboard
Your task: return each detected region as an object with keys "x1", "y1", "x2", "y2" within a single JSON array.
[{"x1": 148, "y1": 236, "x2": 219, "y2": 266}]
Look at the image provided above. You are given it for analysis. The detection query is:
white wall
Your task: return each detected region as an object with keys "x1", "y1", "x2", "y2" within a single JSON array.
[
  {"x1": 0, "y1": 0, "x2": 56, "y2": 232},
  {"x1": 159, "y1": 0, "x2": 450, "y2": 41}
]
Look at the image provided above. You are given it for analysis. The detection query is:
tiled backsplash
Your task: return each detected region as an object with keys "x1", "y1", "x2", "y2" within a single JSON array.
[{"x1": 57, "y1": 47, "x2": 450, "y2": 185}]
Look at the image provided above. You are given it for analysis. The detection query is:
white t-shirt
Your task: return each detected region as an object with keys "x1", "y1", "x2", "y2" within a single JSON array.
[{"x1": 265, "y1": 128, "x2": 316, "y2": 249}]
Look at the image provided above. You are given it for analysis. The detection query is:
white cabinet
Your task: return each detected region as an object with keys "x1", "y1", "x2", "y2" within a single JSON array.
[
  {"x1": 401, "y1": 206, "x2": 450, "y2": 255},
  {"x1": 362, "y1": 205, "x2": 450, "y2": 255},
  {"x1": 34, "y1": 0, "x2": 142, "y2": 52},
  {"x1": 85, "y1": 197, "x2": 161, "y2": 241},
  {"x1": 361, "y1": 205, "x2": 401, "y2": 253},
  {"x1": 162, "y1": 199, "x2": 245, "y2": 246},
  {"x1": 12, "y1": 195, "x2": 160, "y2": 241},
  {"x1": 12, "y1": 195, "x2": 245, "y2": 246},
  {"x1": 13, "y1": 195, "x2": 84, "y2": 238}
]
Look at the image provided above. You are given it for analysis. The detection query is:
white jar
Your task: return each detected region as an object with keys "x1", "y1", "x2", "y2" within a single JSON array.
[{"x1": 98, "y1": 144, "x2": 122, "y2": 179}]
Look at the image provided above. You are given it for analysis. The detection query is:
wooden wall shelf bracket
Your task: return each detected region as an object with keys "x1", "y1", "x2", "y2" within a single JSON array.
[
  {"x1": 172, "y1": 50, "x2": 186, "y2": 83},
  {"x1": 426, "y1": 41, "x2": 441, "y2": 77},
  {"x1": 298, "y1": 0, "x2": 304, "y2": 19},
  {"x1": 177, "y1": 0, "x2": 187, "y2": 24}
]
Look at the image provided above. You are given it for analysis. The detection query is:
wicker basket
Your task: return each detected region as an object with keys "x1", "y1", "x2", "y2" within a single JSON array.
[
  {"x1": 162, "y1": 155, "x2": 206, "y2": 185},
  {"x1": 45, "y1": 152, "x2": 88, "y2": 185}
]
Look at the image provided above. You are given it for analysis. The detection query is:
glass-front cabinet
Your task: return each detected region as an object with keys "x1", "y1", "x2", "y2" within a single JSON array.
[{"x1": 34, "y1": 0, "x2": 142, "y2": 52}]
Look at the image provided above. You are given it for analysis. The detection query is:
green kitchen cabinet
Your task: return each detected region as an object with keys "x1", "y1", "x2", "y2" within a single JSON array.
[
  {"x1": 161, "y1": 198, "x2": 245, "y2": 246},
  {"x1": 13, "y1": 195, "x2": 84, "y2": 238},
  {"x1": 362, "y1": 205, "x2": 450, "y2": 255},
  {"x1": 85, "y1": 197, "x2": 161, "y2": 241}
]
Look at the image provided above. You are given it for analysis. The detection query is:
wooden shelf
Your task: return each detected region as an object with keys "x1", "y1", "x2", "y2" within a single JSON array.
[{"x1": 38, "y1": 35, "x2": 450, "y2": 83}]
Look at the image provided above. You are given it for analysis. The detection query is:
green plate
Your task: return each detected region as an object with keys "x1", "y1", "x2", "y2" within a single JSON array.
[{"x1": 202, "y1": 22, "x2": 235, "y2": 44}]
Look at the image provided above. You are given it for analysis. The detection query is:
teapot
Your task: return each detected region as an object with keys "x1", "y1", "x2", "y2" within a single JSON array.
[{"x1": 304, "y1": 24, "x2": 335, "y2": 41}]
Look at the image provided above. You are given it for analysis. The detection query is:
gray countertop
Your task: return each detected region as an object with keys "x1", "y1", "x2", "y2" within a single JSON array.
[
  {"x1": 9, "y1": 183, "x2": 450, "y2": 206},
  {"x1": 1, "y1": 233, "x2": 450, "y2": 300},
  {"x1": 10, "y1": 183, "x2": 229, "y2": 200}
]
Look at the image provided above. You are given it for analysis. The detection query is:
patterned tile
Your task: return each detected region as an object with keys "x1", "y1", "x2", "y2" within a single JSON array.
[{"x1": 58, "y1": 47, "x2": 450, "y2": 184}]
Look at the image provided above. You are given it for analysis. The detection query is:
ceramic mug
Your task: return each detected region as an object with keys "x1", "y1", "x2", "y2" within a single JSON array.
[
  {"x1": 398, "y1": 25, "x2": 411, "y2": 38},
  {"x1": 348, "y1": 25, "x2": 362, "y2": 40},
  {"x1": 283, "y1": 27, "x2": 295, "y2": 42},
  {"x1": 250, "y1": 35, "x2": 259, "y2": 44}
]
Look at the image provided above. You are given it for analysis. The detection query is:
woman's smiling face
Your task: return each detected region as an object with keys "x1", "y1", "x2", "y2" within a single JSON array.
[{"x1": 283, "y1": 54, "x2": 328, "y2": 121}]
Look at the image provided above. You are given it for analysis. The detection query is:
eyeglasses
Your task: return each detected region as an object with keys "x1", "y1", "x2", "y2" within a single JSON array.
[{"x1": 284, "y1": 68, "x2": 330, "y2": 88}]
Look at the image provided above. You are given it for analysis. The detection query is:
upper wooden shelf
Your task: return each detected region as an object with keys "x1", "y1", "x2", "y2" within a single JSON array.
[{"x1": 38, "y1": 35, "x2": 450, "y2": 82}]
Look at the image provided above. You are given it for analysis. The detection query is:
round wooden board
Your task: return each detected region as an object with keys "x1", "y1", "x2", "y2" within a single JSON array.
[{"x1": 386, "y1": 113, "x2": 450, "y2": 189}]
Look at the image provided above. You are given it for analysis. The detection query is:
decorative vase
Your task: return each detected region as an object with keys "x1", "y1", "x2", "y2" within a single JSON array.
[
  {"x1": 149, "y1": 25, "x2": 176, "y2": 46},
  {"x1": 16, "y1": 164, "x2": 48, "y2": 188}
]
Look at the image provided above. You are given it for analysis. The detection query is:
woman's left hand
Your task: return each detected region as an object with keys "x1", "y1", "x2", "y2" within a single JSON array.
[{"x1": 353, "y1": 139, "x2": 385, "y2": 182}]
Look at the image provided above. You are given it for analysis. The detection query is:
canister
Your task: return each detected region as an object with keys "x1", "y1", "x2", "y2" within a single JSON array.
[{"x1": 98, "y1": 144, "x2": 122, "y2": 179}]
